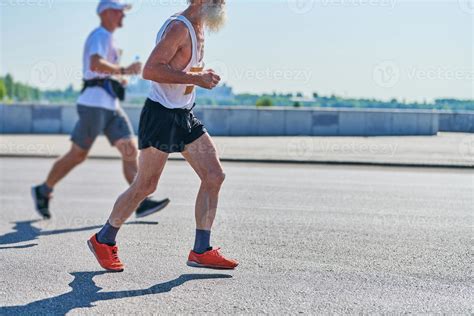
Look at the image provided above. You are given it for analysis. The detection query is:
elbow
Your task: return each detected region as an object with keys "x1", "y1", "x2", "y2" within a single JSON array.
[
  {"x1": 89, "y1": 62, "x2": 98, "y2": 73},
  {"x1": 142, "y1": 67, "x2": 152, "y2": 81},
  {"x1": 142, "y1": 65, "x2": 155, "y2": 81},
  {"x1": 89, "y1": 57, "x2": 101, "y2": 73}
]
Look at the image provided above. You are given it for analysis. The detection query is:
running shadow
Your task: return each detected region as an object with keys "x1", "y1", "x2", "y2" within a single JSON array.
[
  {"x1": 0, "y1": 243, "x2": 38, "y2": 250},
  {"x1": 0, "y1": 220, "x2": 158, "y2": 249},
  {"x1": 0, "y1": 272, "x2": 231, "y2": 315}
]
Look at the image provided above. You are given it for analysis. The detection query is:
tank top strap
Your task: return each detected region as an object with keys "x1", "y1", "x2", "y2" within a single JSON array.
[{"x1": 175, "y1": 15, "x2": 199, "y2": 66}]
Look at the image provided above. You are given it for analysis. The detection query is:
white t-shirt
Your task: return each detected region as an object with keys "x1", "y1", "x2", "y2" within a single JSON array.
[{"x1": 77, "y1": 26, "x2": 120, "y2": 110}]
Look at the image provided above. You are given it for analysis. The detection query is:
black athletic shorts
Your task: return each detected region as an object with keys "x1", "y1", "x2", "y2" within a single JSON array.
[{"x1": 138, "y1": 98, "x2": 207, "y2": 153}]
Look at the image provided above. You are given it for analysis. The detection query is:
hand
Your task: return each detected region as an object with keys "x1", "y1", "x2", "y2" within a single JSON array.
[
  {"x1": 195, "y1": 69, "x2": 221, "y2": 89},
  {"x1": 124, "y1": 62, "x2": 142, "y2": 76}
]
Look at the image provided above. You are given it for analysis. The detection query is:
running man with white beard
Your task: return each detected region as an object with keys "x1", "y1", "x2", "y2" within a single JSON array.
[{"x1": 88, "y1": 0, "x2": 238, "y2": 271}]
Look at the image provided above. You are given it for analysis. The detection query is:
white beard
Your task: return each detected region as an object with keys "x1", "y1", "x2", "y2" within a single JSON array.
[{"x1": 201, "y1": 3, "x2": 227, "y2": 33}]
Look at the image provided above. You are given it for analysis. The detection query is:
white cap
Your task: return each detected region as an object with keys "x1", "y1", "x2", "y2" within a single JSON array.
[{"x1": 97, "y1": 0, "x2": 132, "y2": 15}]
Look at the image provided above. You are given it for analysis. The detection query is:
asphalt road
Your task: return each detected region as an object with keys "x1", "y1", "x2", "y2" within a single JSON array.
[{"x1": 0, "y1": 157, "x2": 472, "y2": 314}]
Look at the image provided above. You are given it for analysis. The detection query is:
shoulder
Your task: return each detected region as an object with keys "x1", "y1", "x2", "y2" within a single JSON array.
[
  {"x1": 162, "y1": 20, "x2": 190, "y2": 42},
  {"x1": 88, "y1": 27, "x2": 112, "y2": 43}
]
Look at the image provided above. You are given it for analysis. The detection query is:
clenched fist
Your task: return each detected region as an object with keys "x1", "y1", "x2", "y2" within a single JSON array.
[{"x1": 195, "y1": 69, "x2": 221, "y2": 89}]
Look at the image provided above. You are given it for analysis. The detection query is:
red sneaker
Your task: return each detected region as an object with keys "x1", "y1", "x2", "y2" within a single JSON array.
[
  {"x1": 187, "y1": 248, "x2": 238, "y2": 269},
  {"x1": 87, "y1": 234, "x2": 124, "y2": 272}
]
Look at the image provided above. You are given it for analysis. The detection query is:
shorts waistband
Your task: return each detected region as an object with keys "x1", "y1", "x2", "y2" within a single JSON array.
[{"x1": 145, "y1": 98, "x2": 195, "y2": 112}]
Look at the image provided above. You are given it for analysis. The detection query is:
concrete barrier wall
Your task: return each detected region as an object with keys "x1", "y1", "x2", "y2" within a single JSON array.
[
  {"x1": 1, "y1": 104, "x2": 470, "y2": 136},
  {"x1": 439, "y1": 112, "x2": 474, "y2": 133}
]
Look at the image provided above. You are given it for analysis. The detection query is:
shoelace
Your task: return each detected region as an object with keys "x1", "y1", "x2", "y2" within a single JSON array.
[
  {"x1": 111, "y1": 247, "x2": 120, "y2": 261},
  {"x1": 210, "y1": 248, "x2": 223, "y2": 258}
]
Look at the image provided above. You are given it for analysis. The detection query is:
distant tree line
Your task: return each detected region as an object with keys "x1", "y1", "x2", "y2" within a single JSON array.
[
  {"x1": 0, "y1": 74, "x2": 79, "y2": 103},
  {"x1": 200, "y1": 93, "x2": 474, "y2": 111},
  {"x1": 0, "y1": 74, "x2": 41, "y2": 102},
  {"x1": 0, "y1": 74, "x2": 472, "y2": 111}
]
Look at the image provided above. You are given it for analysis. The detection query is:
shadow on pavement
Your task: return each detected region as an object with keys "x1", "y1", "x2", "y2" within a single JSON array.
[
  {"x1": 0, "y1": 272, "x2": 232, "y2": 315},
  {"x1": 0, "y1": 243, "x2": 38, "y2": 250},
  {"x1": 0, "y1": 220, "x2": 159, "y2": 249}
]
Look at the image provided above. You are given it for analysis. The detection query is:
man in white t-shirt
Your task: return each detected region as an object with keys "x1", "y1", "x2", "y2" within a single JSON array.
[{"x1": 32, "y1": 0, "x2": 170, "y2": 220}]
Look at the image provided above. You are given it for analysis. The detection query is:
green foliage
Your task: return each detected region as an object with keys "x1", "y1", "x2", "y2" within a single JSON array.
[
  {"x1": 256, "y1": 97, "x2": 273, "y2": 107},
  {"x1": 4, "y1": 74, "x2": 13, "y2": 98},
  {"x1": 1, "y1": 74, "x2": 41, "y2": 102},
  {"x1": 0, "y1": 79, "x2": 6, "y2": 100},
  {"x1": 0, "y1": 72, "x2": 472, "y2": 112}
]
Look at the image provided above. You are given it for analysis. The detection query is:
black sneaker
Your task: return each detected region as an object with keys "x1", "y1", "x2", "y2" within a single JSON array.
[
  {"x1": 135, "y1": 198, "x2": 170, "y2": 218},
  {"x1": 31, "y1": 185, "x2": 51, "y2": 219}
]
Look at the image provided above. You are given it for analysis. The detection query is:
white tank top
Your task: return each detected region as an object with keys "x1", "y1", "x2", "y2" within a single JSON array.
[{"x1": 148, "y1": 15, "x2": 203, "y2": 110}]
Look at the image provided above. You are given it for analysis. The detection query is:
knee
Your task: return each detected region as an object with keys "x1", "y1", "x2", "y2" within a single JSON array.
[
  {"x1": 69, "y1": 150, "x2": 88, "y2": 165},
  {"x1": 203, "y1": 171, "x2": 226, "y2": 190},
  {"x1": 133, "y1": 176, "x2": 159, "y2": 198},
  {"x1": 118, "y1": 140, "x2": 138, "y2": 162}
]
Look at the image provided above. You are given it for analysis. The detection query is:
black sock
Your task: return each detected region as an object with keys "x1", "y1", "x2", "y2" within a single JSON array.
[
  {"x1": 193, "y1": 229, "x2": 211, "y2": 254},
  {"x1": 97, "y1": 221, "x2": 119, "y2": 246}
]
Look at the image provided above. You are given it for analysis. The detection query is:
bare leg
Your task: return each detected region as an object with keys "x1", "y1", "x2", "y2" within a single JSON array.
[
  {"x1": 182, "y1": 133, "x2": 225, "y2": 231},
  {"x1": 45, "y1": 143, "x2": 89, "y2": 188},
  {"x1": 108, "y1": 147, "x2": 169, "y2": 228},
  {"x1": 115, "y1": 138, "x2": 139, "y2": 185}
]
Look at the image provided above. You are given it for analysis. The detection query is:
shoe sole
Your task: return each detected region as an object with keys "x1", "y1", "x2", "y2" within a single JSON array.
[
  {"x1": 186, "y1": 260, "x2": 237, "y2": 270},
  {"x1": 87, "y1": 239, "x2": 124, "y2": 273},
  {"x1": 31, "y1": 187, "x2": 50, "y2": 220},
  {"x1": 135, "y1": 199, "x2": 170, "y2": 218}
]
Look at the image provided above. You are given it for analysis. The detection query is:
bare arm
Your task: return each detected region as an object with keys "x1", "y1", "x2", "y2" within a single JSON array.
[
  {"x1": 143, "y1": 22, "x2": 220, "y2": 89},
  {"x1": 90, "y1": 54, "x2": 142, "y2": 76}
]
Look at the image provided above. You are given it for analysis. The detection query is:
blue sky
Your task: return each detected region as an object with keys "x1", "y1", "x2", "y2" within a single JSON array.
[{"x1": 1, "y1": 0, "x2": 472, "y2": 102}]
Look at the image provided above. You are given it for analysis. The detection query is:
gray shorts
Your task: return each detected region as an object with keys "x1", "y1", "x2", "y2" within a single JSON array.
[{"x1": 71, "y1": 104, "x2": 134, "y2": 150}]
